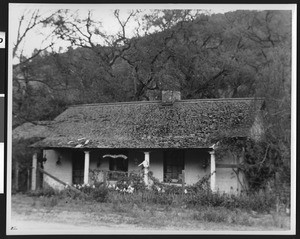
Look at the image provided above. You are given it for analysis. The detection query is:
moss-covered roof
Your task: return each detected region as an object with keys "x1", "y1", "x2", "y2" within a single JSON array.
[{"x1": 31, "y1": 98, "x2": 264, "y2": 149}]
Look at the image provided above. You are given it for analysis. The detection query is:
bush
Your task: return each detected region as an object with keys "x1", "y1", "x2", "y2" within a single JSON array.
[
  {"x1": 184, "y1": 189, "x2": 276, "y2": 212},
  {"x1": 59, "y1": 187, "x2": 85, "y2": 200},
  {"x1": 41, "y1": 196, "x2": 59, "y2": 207},
  {"x1": 151, "y1": 191, "x2": 174, "y2": 205},
  {"x1": 109, "y1": 174, "x2": 276, "y2": 212},
  {"x1": 91, "y1": 186, "x2": 109, "y2": 202},
  {"x1": 115, "y1": 173, "x2": 146, "y2": 192},
  {"x1": 193, "y1": 206, "x2": 254, "y2": 226},
  {"x1": 68, "y1": 183, "x2": 109, "y2": 202},
  {"x1": 27, "y1": 187, "x2": 58, "y2": 197},
  {"x1": 111, "y1": 201, "x2": 131, "y2": 213},
  {"x1": 27, "y1": 175, "x2": 276, "y2": 212},
  {"x1": 202, "y1": 209, "x2": 228, "y2": 223}
]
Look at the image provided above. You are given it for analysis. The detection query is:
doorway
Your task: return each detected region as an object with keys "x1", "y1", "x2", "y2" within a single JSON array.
[
  {"x1": 163, "y1": 149, "x2": 185, "y2": 183},
  {"x1": 72, "y1": 150, "x2": 84, "y2": 185}
]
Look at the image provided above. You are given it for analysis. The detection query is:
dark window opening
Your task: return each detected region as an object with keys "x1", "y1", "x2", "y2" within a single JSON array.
[
  {"x1": 109, "y1": 157, "x2": 128, "y2": 172},
  {"x1": 72, "y1": 151, "x2": 84, "y2": 185},
  {"x1": 106, "y1": 150, "x2": 128, "y2": 180},
  {"x1": 164, "y1": 150, "x2": 185, "y2": 183}
]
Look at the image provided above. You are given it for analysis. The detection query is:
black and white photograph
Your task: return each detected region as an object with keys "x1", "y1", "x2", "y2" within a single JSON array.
[{"x1": 6, "y1": 3, "x2": 296, "y2": 235}]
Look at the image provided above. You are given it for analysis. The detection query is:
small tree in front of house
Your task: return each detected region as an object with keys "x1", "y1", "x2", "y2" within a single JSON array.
[
  {"x1": 12, "y1": 137, "x2": 43, "y2": 192},
  {"x1": 214, "y1": 135, "x2": 290, "y2": 211}
]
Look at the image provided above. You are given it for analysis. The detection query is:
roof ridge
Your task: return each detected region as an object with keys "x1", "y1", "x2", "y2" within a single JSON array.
[{"x1": 69, "y1": 97, "x2": 264, "y2": 108}]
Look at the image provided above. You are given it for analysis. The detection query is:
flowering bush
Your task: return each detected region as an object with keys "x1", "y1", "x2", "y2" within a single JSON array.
[
  {"x1": 69, "y1": 183, "x2": 108, "y2": 202},
  {"x1": 115, "y1": 173, "x2": 146, "y2": 192},
  {"x1": 32, "y1": 172, "x2": 276, "y2": 212},
  {"x1": 73, "y1": 183, "x2": 96, "y2": 194},
  {"x1": 108, "y1": 184, "x2": 135, "y2": 194}
]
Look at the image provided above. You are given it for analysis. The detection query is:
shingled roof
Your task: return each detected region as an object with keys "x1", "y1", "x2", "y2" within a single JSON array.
[{"x1": 31, "y1": 98, "x2": 264, "y2": 149}]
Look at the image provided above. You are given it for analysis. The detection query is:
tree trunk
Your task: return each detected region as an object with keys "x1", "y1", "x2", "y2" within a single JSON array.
[{"x1": 14, "y1": 161, "x2": 19, "y2": 191}]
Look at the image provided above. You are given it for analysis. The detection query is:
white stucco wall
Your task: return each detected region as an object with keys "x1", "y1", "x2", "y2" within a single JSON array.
[
  {"x1": 215, "y1": 151, "x2": 245, "y2": 194},
  {"x1": 185, "y1": 150, "x2": 210, "y2": 185},
  {"x1": 43, "y1": 149, "x2": 72, "y2": 190},
  {"x1": 42, "y1": 148, "x2": 244, "y2": 194},
  {"x1": 148, "y1": 151, "x2": 164, "y2": 182}
]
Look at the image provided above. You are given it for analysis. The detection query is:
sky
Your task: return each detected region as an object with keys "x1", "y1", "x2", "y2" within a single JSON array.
[{"x1": 9, "y1": 3, "x2": 296, "y2": 64}]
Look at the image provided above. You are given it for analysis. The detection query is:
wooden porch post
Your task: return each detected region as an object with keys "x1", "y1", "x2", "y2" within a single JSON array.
[
  {"x1": 84, "y1": 151, "x2": 90, "y2": 185},
  {"x1": 209, "y1": 150, "x2": 216, "y2": 192},
  {"x1": 27, "y1": 169, "x2": 30, "y2": 191},
  {"x1": 31, "y1": 152, "x2": 37, "y2": 191},
  {"x1": 144, "y1": 152, "x2": 150, "y2": 186}
]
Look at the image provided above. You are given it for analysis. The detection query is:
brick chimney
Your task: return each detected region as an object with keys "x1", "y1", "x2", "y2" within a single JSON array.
[{"x1": 161, "y1": 90, "x2": 181, "y2": 105}]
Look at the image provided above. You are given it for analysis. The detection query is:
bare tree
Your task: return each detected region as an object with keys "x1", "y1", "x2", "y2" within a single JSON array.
[{"x1": 13, "y1": 9, "x2": 62, "y2": 65}]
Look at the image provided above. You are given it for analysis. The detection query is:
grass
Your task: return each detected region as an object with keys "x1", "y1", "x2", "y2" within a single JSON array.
[{"x1": 11, "y1": 193, "x2": 290, "y2": 231}]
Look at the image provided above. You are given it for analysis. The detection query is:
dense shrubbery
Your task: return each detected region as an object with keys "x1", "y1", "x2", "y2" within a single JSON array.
[
  {"x1": 109, "y1": 173, "x2": 277, "y2": 212},
  {"x1": 27, "y1": 187, "x2": 58, "y2": 197},
  {"x1": 115, "y1": 173, "x2": 146, "y2": 192},
  {"x1": 193, "y1": 206, "x2": 253, "y2": 226},
  {"x1": 28, "y1": 183, "x2": 109, "y2": 203},
  {"x1": 71, "y1": 183, "x2": 109, "y2": 202},
  {"x1": 106, "y1": 186, "x2": 276, "y2": 212},
  {"x1": 27, "y1": 172, "x2": 279, "y2": 213},
  {"x1": 183, "y1": 190, "x2": 276, "y2": 213},
  {"x1": 91, "y1": 186, "x2": 109, "y2": 202}
]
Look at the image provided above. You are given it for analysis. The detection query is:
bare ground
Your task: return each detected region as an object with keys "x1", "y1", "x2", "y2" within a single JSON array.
[{"x1": 8, "y1": 194, "x2": 291, "y2": 235}]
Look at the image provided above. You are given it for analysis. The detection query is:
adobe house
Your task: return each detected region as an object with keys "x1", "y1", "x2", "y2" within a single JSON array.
[{"x1": 28, "y1": 91, "x2": 264, "y2": 193}]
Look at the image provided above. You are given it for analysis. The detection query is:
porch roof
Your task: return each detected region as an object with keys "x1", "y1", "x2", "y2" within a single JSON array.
[{"x1": 31, "y1": 98, "x2": 264, "y2": 149}]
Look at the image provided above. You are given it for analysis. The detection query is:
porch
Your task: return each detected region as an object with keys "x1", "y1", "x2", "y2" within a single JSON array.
[{"x1": 31, "y1": 148, "x2": 242, "y2": 193}]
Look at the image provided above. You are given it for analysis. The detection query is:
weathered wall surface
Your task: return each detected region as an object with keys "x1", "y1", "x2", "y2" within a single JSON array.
[
  {"x1": 215, "y1": 151, "x2": 244, "y2": 194},
  {"x1": 42, "y1": 148, "x2": 244, "y2": 193},
  {"x1": 185, "y1": 150, "x2": 210, "y2": 185},
  {"x1": 43, "y1": 149, "x2": 72, "y2": 190},
  {"x1": 148, "y1": 151, "x2": 164, "y2": 182},
  {"x1": 215, "y1": 167, "x2": 237, "y2": 193}
]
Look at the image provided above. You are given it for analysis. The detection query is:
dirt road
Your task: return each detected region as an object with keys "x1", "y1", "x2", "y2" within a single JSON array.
[
  {"x1": 9, "y1": 219, "x2": 156, "y2": 234},
  {"x1": 8, "y1": 194, "x2": 291, "y2": 235}
]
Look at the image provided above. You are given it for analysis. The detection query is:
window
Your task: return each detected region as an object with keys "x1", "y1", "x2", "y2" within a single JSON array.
[
  {"x1": 164, "y1": 150, "x2": 185, "y2": 183},
  {"x1": 104, "y1": 150, "x2": 128, "y2": 180},
  {"x1": 109, "y1": 157, "x2": 128, "y2": 172}
]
